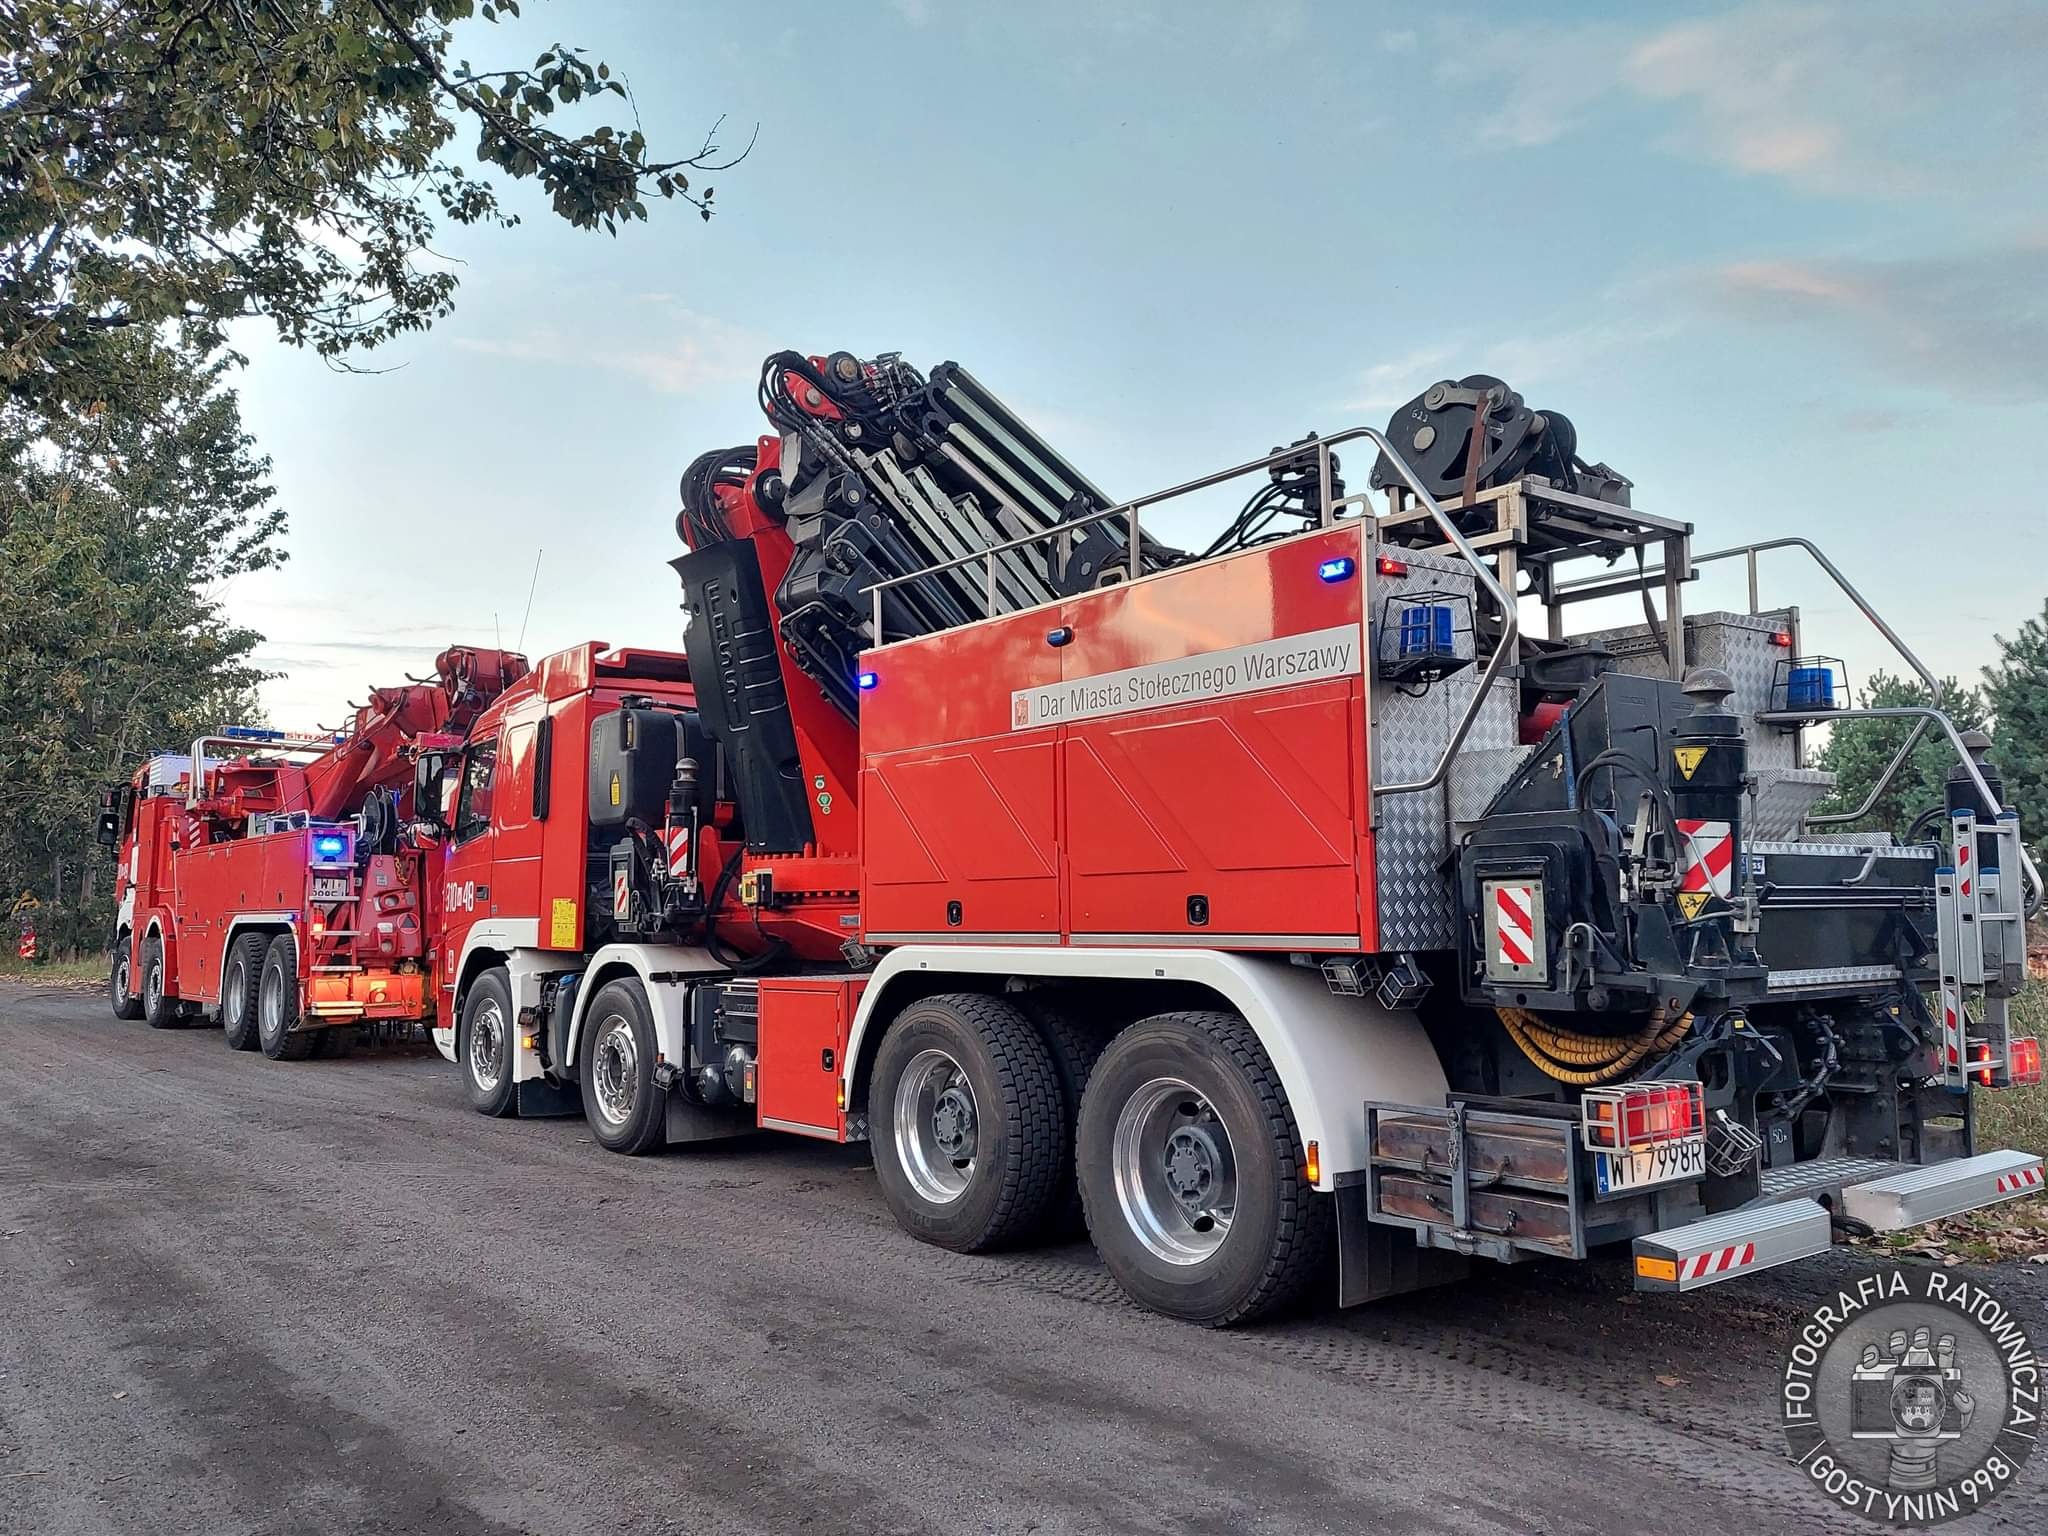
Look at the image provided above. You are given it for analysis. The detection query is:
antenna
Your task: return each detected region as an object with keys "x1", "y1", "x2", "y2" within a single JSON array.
[
  {"x1": 515, "y1": 548, "x2": 544, "y2": 656},
  {"x1": 494, "y1": 611, "x2": 501, "y2": 652}
]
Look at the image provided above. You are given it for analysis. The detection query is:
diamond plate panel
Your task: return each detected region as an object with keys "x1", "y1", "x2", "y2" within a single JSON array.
[
  {"x1": 1578, "y1": 609, "x2": 1801, "y2": 776},
  {"x1": 1367, "y1": 548, "x2": 1520, "y2": 951},
  {"x1": 1749, "y1": 767, "x2": 1837, "y2": 840}
]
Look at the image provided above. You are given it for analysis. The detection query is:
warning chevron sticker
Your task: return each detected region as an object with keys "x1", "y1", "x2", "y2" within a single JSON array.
[
  {"x1": 1495, "y1": 882, "x2": 1537, "y2": 968},
  {"x1": 1677, "y1": 818, "x2": 1733, "y2": 909}
]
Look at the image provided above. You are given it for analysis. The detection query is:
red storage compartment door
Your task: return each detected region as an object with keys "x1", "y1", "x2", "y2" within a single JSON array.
[
  {"x1": 861, "y1": 732, "x2": 1059, "y2": 940},
  {"x1": 755, "y1": 976, "x2": 863, "y2": 1139},
  {"x1": 1063, "y1": 678, "x2": 1362, "y2": 944},
  {"x1": 859, "y1": 607, "x2": 1062, "y2": 942}
]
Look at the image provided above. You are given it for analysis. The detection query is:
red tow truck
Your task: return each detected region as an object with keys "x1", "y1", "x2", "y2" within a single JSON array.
[
  {"x1": 101, "y1": 648, "x2": 525, "y2": 1056},
  {"x1": 106, "y1": 352, "x2": 2046, "y2": 1326}
]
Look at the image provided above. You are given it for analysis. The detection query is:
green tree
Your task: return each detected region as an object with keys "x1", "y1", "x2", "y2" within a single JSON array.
[
  {"x1": 1812, "y1": 670, "x2": 1992, "y2": 840},
  {"x1": 2, "y1": 0, "x2": 742, "y2": 412},
  {"x1": 0, "y1": 333, "x2": 283, "y2": 956},
  {"x1": 1983, "y1": 598, "x2": 2048, "y2": 864}
]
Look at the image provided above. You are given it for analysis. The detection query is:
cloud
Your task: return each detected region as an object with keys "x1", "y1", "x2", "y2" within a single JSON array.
[
  {"x1": 1705, "y1": 239, "x2": 2048, "y2": 402},
  {"x1": 454, "y1": 307, "x2": 766, "y2": 395},
  {"x1": 1432, "y1": 24, "x2": 1627, "y2": 148},
  {"x1": 1433, "y1": 2, "x2": 2046, "y2": 198},
  {"x1": 1342, "y1": 311, "x2": 1684, "y2": 417}
]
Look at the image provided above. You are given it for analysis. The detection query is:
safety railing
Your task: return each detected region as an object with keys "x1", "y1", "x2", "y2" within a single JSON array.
[
  {"x1": 1750, "y1": 704, "x2": 2043, "y2": 916},
  {"x1": 863, "y1": 427, "x2": 1517, "y2": 800}
]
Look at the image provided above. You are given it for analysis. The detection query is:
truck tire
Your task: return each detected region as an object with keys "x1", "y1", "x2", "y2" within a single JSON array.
[
  {"x1": 1019, "y1": 992, "x2": 1110, "y2": 1239},
  {"x1": 256, "y1": 934, "x2": 316, "y2": 1061},
  {"x1": 870, "y1": 993, "x2": 1064, "y2": 1253},
  {"x1": 109, "y1": 932, "x2": 143, "y2": 1020},
  {"x1": 220, "y1": 932, "x2": 266, "y2": 1050},
  {"x1": 580, "y1": 978, "x2": 665, "y2": 1154},
  {"x1": 1076, "y1": 1010, "x2": 1332, "y2": 1327},
  {"x1": 140, "y1": 932, "x2": 178, "y2": 1030},
  {"x1": 458, "y1": 968, "x2": 517, "y2": 1117}
]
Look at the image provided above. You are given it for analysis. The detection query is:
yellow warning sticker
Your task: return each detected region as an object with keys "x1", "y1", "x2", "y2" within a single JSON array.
[
  {"x1": 550, "y1": 897, "x2": 578, "y2": 947},
  {"x1": 1673, "y1": 745, "x2": 1708, "y2": 780},
  {"x1": 1676, "y1": 890, "x2": 1712, "y2": 921}
]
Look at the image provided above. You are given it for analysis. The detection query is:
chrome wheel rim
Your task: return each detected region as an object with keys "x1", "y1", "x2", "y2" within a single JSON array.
[
  {"x1": 258, "y1": 962, "x2": 284, "y2": 1040},
  {"x1": 893, "y1": 1048, "x2": 978, "y2": 1205},
  {"x1": 114, "y1": 950, "x2": 130, "y2": 1000},
  {"x1": 1112, "y1": 1076, "x2": 1237, "y2": 1265},
  {"x1": 143, "y1": 952, "x2": 162, "y2": 1016},
  {"x1": 224, "y1": 960, "x2": 247, "y2": 1024},
  {"x1": 469, "y1": 998, "x2": 506, "y2": 1093},
  {"x1": 589, "y1": 1014, "x2": 638, "y2": 1128}
]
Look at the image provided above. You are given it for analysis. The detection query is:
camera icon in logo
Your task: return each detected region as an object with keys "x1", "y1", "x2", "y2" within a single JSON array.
[{"x1": 1851, "y1": 1326, "x2": 1977, "y2": 1491}]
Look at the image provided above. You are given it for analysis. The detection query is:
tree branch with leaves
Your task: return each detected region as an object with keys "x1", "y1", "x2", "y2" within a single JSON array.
[{"x1": 1, "y1": 0, "x2": 748, "y2": 411}]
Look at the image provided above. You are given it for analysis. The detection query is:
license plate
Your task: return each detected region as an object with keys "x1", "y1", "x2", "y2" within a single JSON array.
[
  {"x1": 1595, "y1": 1135, "x2": 1706, "y2": 1197},
  {"x1": 311, "y1": 876, "x2": 350, "y2": 901}
]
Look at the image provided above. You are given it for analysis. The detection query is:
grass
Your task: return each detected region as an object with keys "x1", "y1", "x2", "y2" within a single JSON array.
[{"x1": 0, "y1": 954, "x2": 105, "y2": 989}]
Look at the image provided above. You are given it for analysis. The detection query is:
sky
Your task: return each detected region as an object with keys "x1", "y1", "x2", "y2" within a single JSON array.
[{"x1": 225, "y1": 0, "x2": 2048, "y2": 730}]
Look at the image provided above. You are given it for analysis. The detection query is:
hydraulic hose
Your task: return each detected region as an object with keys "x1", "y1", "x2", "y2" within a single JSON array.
[{"x1": 1497, "y1": 1004, "x2": 1693, "y2": 1086}]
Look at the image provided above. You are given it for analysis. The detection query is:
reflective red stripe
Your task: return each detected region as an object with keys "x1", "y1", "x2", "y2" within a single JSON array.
[{"x1": 1684, "y1": 1241, "x2": 1756, "y2": 1281}]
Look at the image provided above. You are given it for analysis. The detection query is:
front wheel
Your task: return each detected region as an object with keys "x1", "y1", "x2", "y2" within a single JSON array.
[
  {"x1": 140, "y1": 932, "x2": 177, "y2": 1030},
  {"x1": 1077, "y1": 1010, "x2": 1331, "y2": 1326},
  {"x1": 579, "y1": 979, "x2": 664, "y2": 1154},
  {"x1": 109, "y1": 932, "x2": 143, "y2": 1020},
  {"x1": 869, "y1": 993, "x2": 1064, "y2": 1252},
  {"x1": 459, "y1": 968, "x2": 516, "y2": 1117}
]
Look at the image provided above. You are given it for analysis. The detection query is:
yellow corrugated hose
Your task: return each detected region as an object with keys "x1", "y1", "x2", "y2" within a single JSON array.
[{"x1": 1496, "y1": 1003, "x2": 1694, "y2": 1085}]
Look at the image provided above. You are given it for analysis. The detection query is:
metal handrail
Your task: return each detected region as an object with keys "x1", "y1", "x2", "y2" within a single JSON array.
[
  {"x1": 1756, "y1": 705, "x2": 2042, "y2": 915},
  {"x1": 862, "y1": 426, "x2": 1518, "y2": 802},
  {"x1": 1691, "y1": 537, "x2": 1934, "y2": 828}
]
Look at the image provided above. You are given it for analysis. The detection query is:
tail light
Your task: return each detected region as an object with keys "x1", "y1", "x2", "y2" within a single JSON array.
[
  {"x1": 1582, "y1": 1080, "x2": 1704, "y2": 1152},
  {"x1": 1971, "y1": 1041, "x2": 1997, "y2": 1088},
  {"x1": 2009, "y1": 1037, "x2": 2043, "y2": 1088}
]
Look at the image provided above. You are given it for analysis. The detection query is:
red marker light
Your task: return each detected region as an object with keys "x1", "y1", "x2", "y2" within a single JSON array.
[
  {"x1": 1376, "y1": 555, "x2": 1409, "y2": 578},
  {"x1": 1770, "y1": 630, "x2": 1793, "y2": 648}
]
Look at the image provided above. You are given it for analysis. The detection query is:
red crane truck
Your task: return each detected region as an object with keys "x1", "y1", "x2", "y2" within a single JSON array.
[
  {"x1": 100, "y1": 647, "x2": 526, "y2": 1057},
  {"x1": 405, "y1": 352, "x2": 2043, "y2": 1325}
]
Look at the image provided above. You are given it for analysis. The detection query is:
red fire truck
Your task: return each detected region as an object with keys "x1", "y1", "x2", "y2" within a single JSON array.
[
  {"x1": 409, "y1": 353, "x2": 2043, "y2": 1325},
  {"x1": 101, "y1": 648, "x2": 525, "y2": 1056}
]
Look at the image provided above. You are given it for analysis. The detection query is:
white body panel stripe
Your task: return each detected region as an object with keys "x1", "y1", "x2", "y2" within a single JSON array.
[{"x1": 843, "y1": 945, "x2": 1446, "y2": 1191}]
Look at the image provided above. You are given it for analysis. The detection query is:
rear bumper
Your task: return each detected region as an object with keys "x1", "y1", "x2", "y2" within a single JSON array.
[
  {"x1": 1632, "y1": 1149, "x2": 2046, "y2": 1292},
  {"x1": 305, "y1": 967, "x2": 427, "y2": 1023}
]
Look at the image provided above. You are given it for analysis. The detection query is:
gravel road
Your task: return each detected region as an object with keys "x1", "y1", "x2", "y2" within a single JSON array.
[{"x1": 2, "y1": 980, "x2": 2043, "y2": 1536}]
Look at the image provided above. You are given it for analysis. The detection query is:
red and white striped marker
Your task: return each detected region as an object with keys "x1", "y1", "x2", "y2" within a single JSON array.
[
  {"x1": 1686, "y1": 1241, "x2": 1756, "y2": 1281},
  {"x1": 663, "y1": 827, "x2": 691, "y2": 876},
  {"x1": 1677, "y1": 819, "x2": 1734, "y2": 899},
  {"x1": 1995, "y1": 1164, "x2": 2044, "y2": 1197},
  {"x1": 1495, "y1": 883, "x2": 1536, "y2": 968}
]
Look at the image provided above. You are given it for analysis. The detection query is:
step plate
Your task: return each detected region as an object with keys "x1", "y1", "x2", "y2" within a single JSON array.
[
  {"x1": 1633, "y1": 1199, "x2": 1832, "y2": 1292},
  {"x1": 1838, "y1": 1148, "x2": 2044, "y2": 1232}
]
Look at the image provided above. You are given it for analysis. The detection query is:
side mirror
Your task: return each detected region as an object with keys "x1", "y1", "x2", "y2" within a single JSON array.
[
  {"x1": 94, "y1": 784, "x2": 130, "y2": 853},
  {"x1": 413, "y1": 752, "x2": 450, "y2": 829}
]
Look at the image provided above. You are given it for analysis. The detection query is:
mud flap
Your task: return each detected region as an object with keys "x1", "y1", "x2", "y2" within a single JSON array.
[
  {"x1": 664, "y1": 1094, "x2": 758, "y2": 1146},
  {"x1": 516, "y1": 1077, "x2": 580, "y2": 1118},
  {"x1": 1335, "y1": 1181, "x2": 1469, "y2": 1306}
]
